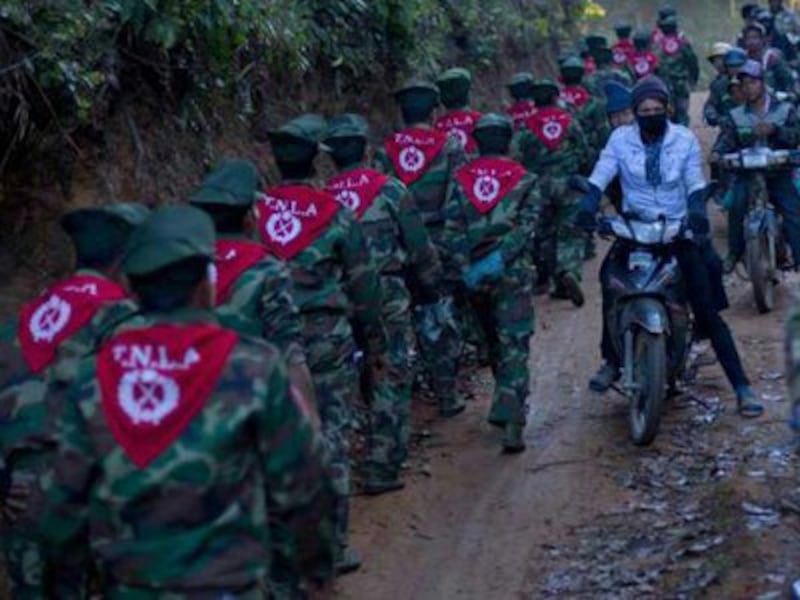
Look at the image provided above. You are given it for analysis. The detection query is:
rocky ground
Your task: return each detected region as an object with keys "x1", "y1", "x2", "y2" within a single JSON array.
[{"x1": 338, "y1": 96, "x2": 800, "y2": 599}]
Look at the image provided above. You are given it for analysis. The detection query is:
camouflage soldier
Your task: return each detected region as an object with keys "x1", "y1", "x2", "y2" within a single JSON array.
[
  {"x1": 612, "y1": 22, "x2": 635, "y2": 69},
  {"x1": 434, "y1": 67, "x2": 482, "y2": 156},
  {"x1": 628, "y1": 29, "x2": 661, "y2": 82},
  {"x1": 261, "y1": 115, "x2": 387, "y2": 574},
  {"x1": 0, "y1": 202, "x2": 147, "y2": 598},
  {"x1": 506, "y1": 72, "x2": 539, "y2": 130},
  {"x1": 755, "y1": 7, "x2": 799, "y2": 66},
  {"x1": 444, "y1": 113, "x2": 540, "y2": 452},
  {"x1": 375, "y1": 80, "x2": 468, "y2": 418},
  {"x1": 653, "y1": 14, "x2": 700, "y2": 125},
  {"x1": 559, "y1": 55, "x2": 611, "y2": 167},
  {"x1": 771, "y1": 0, "x2": 800, "y2": 37},
  {"x1": 703, "y1": 43, "x2": 734, "y2": 127},
  {"x1": 513, "y1": 78, "x2": 589, "y2": 306},
  {"x1": 742, "y1": 22, "x2": 798, "y2": 94},
  {"x1": 41, "y1": 205, "x2": 335, "y2": 598},
  {"x1": 584, "y1": 35, "x2": 634, "y2": 98},
  {"x1": 323, "y1": 113, "x2": 443, "y2": 495},
  {"x1": 188, "y1": 158, "x2": 315, "y2": 407},
  {"x1": 579, "y1": 38, "x2": 598, "y2": 75}
]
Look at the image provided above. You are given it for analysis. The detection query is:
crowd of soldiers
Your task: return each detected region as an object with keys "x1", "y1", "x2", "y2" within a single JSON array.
[{"x1": 3, "y1": 2, "x2": 800, "y2": 598}]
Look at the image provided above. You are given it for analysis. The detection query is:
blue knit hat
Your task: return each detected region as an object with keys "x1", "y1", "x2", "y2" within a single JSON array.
[{"x1": 604, "y1": 81, "x2": 632, "y2": 115}]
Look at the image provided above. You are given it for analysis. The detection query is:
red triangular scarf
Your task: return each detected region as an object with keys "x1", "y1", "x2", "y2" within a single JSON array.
[
  {"x1": 325, "y1": 168, "x2": 389, "y2": 220},
  {"x1": 584, "y1": 56, "x2": 598, "y2": 75},
  {"x1": 213, "y1": 239, "x2": 267, "y2": 305},
  {"x1": 434, "y1": 110, "x2": 482, "y2": 153},
  {"x1": 630, "y1": 52, "x2": 660, "y2": 79},
  {"x1": 507, "y1": 100, "x2": 539, "y2": 130},
  {"x1": 660, "y1": 35, "x2": 683, "y2": 57},
  {"x1": 18, "y1": 275, "x2": 128, "y2": 373},
  {"x1": 455, "y1": 157, "x2": 527, "y2": 215},
  {"x1": 561, "y1": 86, "x2": 591, "y2": 110},
  {"x1": 525, "y1": 106, "x2": 573, "y2": 151},
  {"x1": 255, "y1": 185, "x2": 340, "y2": 260},
  {"x1": 383, "y1": 127, "x2": 448, "y2": 186},
  {"x1": 98, "y1": 323, "x2": 237, "y2": 468},
  {"x1": 612, "y1": 40, "x2": 634, "y2": 65}
]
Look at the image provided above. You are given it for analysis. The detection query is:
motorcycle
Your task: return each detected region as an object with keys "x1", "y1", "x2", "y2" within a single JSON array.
[
  {"x1": 600, "y1": 215, "x2": 692, "y2": 446},
  {"x1": 719, "y1": 147, "x2": 800, "y2": 313}
]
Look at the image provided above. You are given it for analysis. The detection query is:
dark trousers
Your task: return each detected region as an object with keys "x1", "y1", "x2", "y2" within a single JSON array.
[
  {"x1": 729, "y1": 173, "x2": 800, "y2": 264},
  {"x1": 600, "y1": 240, "x2": 749, "y2": 390}
]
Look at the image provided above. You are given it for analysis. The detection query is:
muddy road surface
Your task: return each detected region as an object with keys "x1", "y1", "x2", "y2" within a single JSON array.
[{"x1": 339, "y1": 96, "x2": 800, "y2": 599}]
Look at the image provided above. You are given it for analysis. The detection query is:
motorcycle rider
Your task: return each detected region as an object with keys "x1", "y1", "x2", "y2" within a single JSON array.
[
  {"x1": 711, "y1": 60, "x2": 800, "y2": 273},
  {"x1": 576, "y1": 76, "x2": 762, "y2": 418},
  {"x1": 742, "y1": 22, "x2": 797, "y2": 94}
]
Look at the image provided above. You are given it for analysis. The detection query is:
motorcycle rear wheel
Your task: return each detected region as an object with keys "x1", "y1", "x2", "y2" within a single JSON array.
[
  {"x1": 746, "y1": 230, "x2": 776, "y2": 314},
  {"x1": 629, "y1": 330, "x2": 666, "y2": 446}
]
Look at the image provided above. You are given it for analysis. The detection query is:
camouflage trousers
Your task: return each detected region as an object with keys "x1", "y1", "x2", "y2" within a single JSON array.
[
  {"x1": 468, "y1": 270, "x2": 535, "y2": 426},
  {"x1": 109, "y1": 582, "x2": 268, "y2": 599},
  {"x1": 414, "y1": 295, "x2": 463, "y2": 410},
  {"x1": 365, "y1": 277, "x2": 415, "y2": 481},
  {"x1": 668, "y1": 79, "x2": 691, "y2": 126},
  {"x1": 301, "y1": 312, "x2": 358, "y2": 552},
  {"x1": 538, "y1": 177, "x2": 585, "y2": 285}
]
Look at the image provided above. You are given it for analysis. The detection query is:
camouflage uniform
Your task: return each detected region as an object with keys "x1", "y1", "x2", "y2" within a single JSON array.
[
  {"x1": 513, "y1": 79, "x2": 589, "y2": 301},
  {"x1": 0, "y1": 204, "x2": 147, "y2": 599},
  {"x1": 374, "y1": 80, "x2": 469, "y2": 415},
  {"x1": 41, "y1": 206, "x2": 334, "y2": 598},
  {"x1": 653, "y1": 15, "x2": 699, "y2": 126},
  {"x1": 559, "y1": 55, "x2": 611, "y2": 167},
  {"x1": 704, "y1": 74, "x2": 736, "y2": 127},
  {"x1": 445, "y1": 113, "x2": 541, "y2": 451},
  {"x1": 584, "y1": 36, "x2": 634, "y2": 98},
  {"x1": 324, "y1": 114, "x2": 443, "y2": 491}
]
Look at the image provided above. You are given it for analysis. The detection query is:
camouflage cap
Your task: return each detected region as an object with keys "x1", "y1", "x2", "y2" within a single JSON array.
[
  {"x1": 508, "y1": 72, "x2": 535, "y2": 87},
  {"x1": 268, "y1": 114, "x2": 329, "y2": 162},
  {"x1": 560, "y1": 55, "x2": 585, "y2": 71},
  {"x1": 614, "y1": 22, "x2": 633, "y2": 37},
  {"x1": 532, "y1": 78, "x2": 561, "y2": 94},
  {"x1": 394, "y1": 77, "x2": 439, "y2": 99},
  {"x1": 122, "y1": 205, "x2": 215, "y2": 276},
  {"x1": 659, "y1": 14, "x2": 679, "y2": 27},
  {"x1": 436, "y1": 67, "x2": 472, "y2": 85},
  {"x1": 658, "y1": 6, "x2": 677, "y2": 20},
  {"x1": 591, "y1": 46, "x2": 614, "y2": 62},
  {"x1": 585, "y1": 34, "x2": 608, "y2": 50},
  {"x1": 474, "y1": 112, "x2": 513, "y2": 132},
  {"x1": 61, "y1": 202, "x2": 150, "y2": 233},
  {"x1": 324, "y1": 113, "x2": 369, "y2": 140},
  {"x1": 189, "y1": 159, "x2": 259, "y2": 207},
  {"x1": 633, "y1": 28, "x2": 652, "y2": 43}
]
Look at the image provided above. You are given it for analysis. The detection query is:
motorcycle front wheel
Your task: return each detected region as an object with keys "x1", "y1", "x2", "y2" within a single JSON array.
[
  {"x1": 746, "y1": 229, "x2": 776, "y2": 314},
  {"x1": 629, "y1": 330, "x2": 667, "y2": 446}
]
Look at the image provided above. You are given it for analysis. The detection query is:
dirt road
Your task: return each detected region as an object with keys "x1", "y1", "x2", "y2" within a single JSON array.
[{"x1": 339, "y1": 96, "x2": 800, "y2": 598}]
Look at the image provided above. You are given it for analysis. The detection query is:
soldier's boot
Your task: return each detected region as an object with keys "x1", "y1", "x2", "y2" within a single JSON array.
[
  {"x1": 502, "y1": 422, "x2": 526, "y2": 454},
  {"x1": 439, "y1": 394, "x2": 466, "y2": 418},
  {"x1": 487, "y1": 400, "x2": 510, "y2": 428},
  {"x1": 335, "y1": 547, "x2": 362, "y2": 575},
  {"x1": 362, "y1": 463, "x2": 405, "y2": 496},
  {"x1": 589, "y1": 362, "x2": 620, "y2": 393},
  {"x1": 551, "y1": 272, "x2": 585, "y2": 307},
  {"x1": 584, "y1": 236, "x2": 597, "y2": 260}
]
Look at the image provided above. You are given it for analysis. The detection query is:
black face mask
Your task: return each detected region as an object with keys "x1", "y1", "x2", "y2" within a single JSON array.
[{"x1": 637, "y1": 113, "x2": 668, "y2": 138}]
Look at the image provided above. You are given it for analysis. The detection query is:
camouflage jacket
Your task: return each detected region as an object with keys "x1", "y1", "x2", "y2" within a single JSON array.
[
  {"x1": 562, "y1": 86, "x2": 610, "y2": 168},
  {"x1": 444, "y1": 155, "x2": 541, "y2": 279},
  {"x1": 654, "y1": 38, "x2": 699, "y2": 92},
  {"x1": 713, "y1": 96, "x2": 800, "y2": 154},
  {"x1": 0, "y1": 269, "x2": 136, "y2": 473},
  {"x1": 374, "y1": 127, "x2": 468, "y2": 283},
  {"x1": 41, "y1": 308, "x2": 334, "y2": 594},
  {"x1": 703, "y1": 74, "x2": 736, "y2": 127},
  {"x1": 213, "y1": 234, "x2": 305, "y2": 366},
  {"x1": 259, "y1": 180, "x2": 386, "y2": 354},
  {"x1": 762, "y1": 50, "x2": 798, "y2": 94},
  {"x1": 584, "y1": 67, "x2": 633, "y2": 98},
  {"x1": 512, "y1": 107, "x2": 590, "y2": 179},
  {"x1": 325, "y1": 166, "x2": 443, "y2": 303}
]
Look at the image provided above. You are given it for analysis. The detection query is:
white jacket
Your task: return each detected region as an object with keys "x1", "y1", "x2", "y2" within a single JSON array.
[{"x1": 588, "y1": 122, "x2": 706, "y2": 221}]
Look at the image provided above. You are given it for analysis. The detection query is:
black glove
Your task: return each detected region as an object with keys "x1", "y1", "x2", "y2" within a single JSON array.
[
  {"x1": 687, "y1": 188, "x2": 710, "y2": 238},
  {"x1": 575, "y1": 209, "x2": 598, "y2": 233}
]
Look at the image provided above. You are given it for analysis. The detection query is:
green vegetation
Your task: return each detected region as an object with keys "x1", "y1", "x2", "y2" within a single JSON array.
[{"x1": 0, "y1": 0, "x2": 604, "y2": 184}]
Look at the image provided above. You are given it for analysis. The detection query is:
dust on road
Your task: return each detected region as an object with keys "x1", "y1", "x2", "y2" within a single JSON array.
[{"x1": 338, "y1": 94, "x2": 800, "y2": 599}]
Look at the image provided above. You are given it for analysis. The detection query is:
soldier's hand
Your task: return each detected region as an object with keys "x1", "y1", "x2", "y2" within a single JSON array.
[
  {"x1": 1, "y1": 472, "x2": 33, "y2": 523},
  {"x1": 754, "y1": 122, "x2": 775, "y2": 137}
]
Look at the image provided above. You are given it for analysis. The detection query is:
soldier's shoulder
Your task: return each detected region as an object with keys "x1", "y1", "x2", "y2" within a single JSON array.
[
  {"x1": 380, "y1": 175, "x2": 409, "y2": 199},
  {"x1": 224, "y1": 330, "x2": 286, "y2": 377}
]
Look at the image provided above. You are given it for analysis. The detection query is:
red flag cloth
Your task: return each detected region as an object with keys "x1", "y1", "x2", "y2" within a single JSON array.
[
  {"x1": 98, "y1": 323, "x2": 237, "y2": 468},
  {"x1": 255, "y1": 185, "x2": 340, "y2": 260},
  {"x1": 612, "y1": 40, "x2": 635, "y2": 66},
  {"x1": 434, "y1": 110, "x2": 482, "y2": 153},
  {"x1": 659, "y1": 34, "x2": 684, "y2": 57},
  {"x1": 325, "y1": 168, "x2": 389, "y2": 220},
  {"x1": 455, "y1": 157, "x2": 527, "y2": 214},
  {"x1": 383, "y1": 127, "x2": 448, "y2": 186},
  {"x1": 524, "y1": 106, "x2": 573, "y2": 151},
  {"x1": 629, "y1": 52, "x2": 660, "y2": 79},
  {"x1": 213, "y1": 240, "x2": 267, "y2": 305},
  {"x1": 18, "y1": 275, "x2": 127, "y2": 373},
  {"x1": 561, "y1": 86, "x2": 591, "y2": 110},
  {"x1": 507, "y1": 100, "x2": 539, "y2": 130}
]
